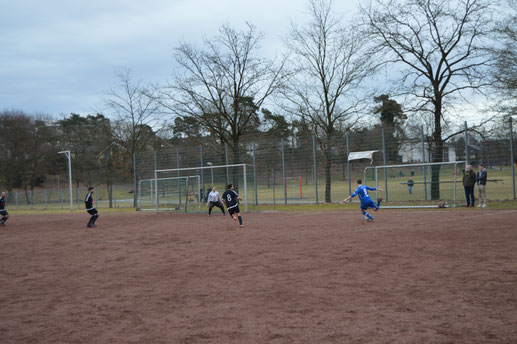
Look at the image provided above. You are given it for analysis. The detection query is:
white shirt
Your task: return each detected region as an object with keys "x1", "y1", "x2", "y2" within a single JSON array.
[{"x1": 207, "y1": 191, "x2": 221, "y2": 203}]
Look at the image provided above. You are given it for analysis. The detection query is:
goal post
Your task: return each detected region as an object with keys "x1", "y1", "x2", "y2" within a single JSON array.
[
  {"x1": 154, "y1": 163, "x2": 249, "y2": 213},
  {"x1": 363, "y1": 161, "x2": 466, "y2": 208}
]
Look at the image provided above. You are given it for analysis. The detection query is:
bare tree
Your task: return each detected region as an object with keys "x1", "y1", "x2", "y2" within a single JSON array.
[
  {"x1": 363, "y1": 0, "x2": 495, "y2": 199},
  {"x1": 104, "y1": 69, "x2": 160, "y2": 165},
  {"x1": 283, "y1": 0, "x2": 378, "y2": 202},
  {"x1": 160, "y1": 23, "x2": 287, "y2": 186}
]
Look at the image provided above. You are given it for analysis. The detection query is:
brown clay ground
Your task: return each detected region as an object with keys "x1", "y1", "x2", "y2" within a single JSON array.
[{"x1": 0, "y1": 209, "x2": 516, "y2": 344}]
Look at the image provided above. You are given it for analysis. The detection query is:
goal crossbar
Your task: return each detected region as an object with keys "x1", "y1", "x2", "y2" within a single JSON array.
[{"x1": 154, "y1": 163, "x2": 249, "y2": 213}]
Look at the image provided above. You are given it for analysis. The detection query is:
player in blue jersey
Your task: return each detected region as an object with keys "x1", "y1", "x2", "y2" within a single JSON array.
[{"x1": 343, "y1": 179, "x2": 383, "y2": 222}]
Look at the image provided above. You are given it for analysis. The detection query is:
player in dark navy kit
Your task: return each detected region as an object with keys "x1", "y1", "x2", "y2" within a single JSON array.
[
  {"x1": 85, "y1": 187, "x2": 99, "y2": 228},
  {"x1": 343, "y1": 179, "x2": 383, "y2": 222},
  {"x1": 0, "y1": 192, "x2": 9, "y2": 226},
  {"x1": 222, "y1": 184, "x2": 244, "y2": 227}
]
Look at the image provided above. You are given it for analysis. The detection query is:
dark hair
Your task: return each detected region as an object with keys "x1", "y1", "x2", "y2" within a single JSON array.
[
  {"x1": 479, "y1": 163, "x2": 485, "y2": 167},
  {"x1": 357, "y1": 179, "x2": 362, "y2": 184},
  {"x1": 227, "y1": 183, "x2": 233, "y2": 189},
  {"x1": 88, "y1": 186, "x2": 94, "y2": 191}
]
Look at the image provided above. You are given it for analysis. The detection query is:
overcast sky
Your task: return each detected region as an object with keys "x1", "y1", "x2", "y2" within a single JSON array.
[{"x1": 0, "y1": 0, "x2": 360, "y2": 117}]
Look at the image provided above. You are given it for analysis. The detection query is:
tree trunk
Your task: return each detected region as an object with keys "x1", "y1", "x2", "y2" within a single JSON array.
[
  {"x1": 431, "y1": 97, "x2": 444, "y2": 200},
  {"x1": 107, "y1": 182, "x2": 113, "y2": 208}
]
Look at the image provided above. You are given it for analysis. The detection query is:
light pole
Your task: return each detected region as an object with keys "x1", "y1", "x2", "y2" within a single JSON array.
[
  {"x1": 207, "y1": 162, "x2": 214, "y2": 186},
  {"x1": 58, "y1": 150, "x2": 73, "y2": 211}
]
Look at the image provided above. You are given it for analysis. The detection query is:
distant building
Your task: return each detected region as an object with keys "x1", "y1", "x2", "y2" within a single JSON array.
[{"x1": 399, "y1": 142, "x2": 456, "y2": 163}]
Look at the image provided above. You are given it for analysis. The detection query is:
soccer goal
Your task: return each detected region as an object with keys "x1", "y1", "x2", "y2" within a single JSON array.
[
  {"x1": 154, "y1": 163, "x2": 249, "y2": 213},
  {"x1": 363, "y1": 161, "x2": 466, "y2": 208},
  {"x1": 285, "y1": 176, "x2": 303, "y2": 199},
  {"x1": 138, "y1": 176, "x2": 200, "y2": 211}
]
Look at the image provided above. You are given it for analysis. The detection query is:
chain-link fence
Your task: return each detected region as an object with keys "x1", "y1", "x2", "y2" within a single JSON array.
[
  {"x1": 4, "y1": 120, "x2": 514, "y2": 211},
  {"x1": 134, "y1": 120, "x2": 516, "y2": 211}
]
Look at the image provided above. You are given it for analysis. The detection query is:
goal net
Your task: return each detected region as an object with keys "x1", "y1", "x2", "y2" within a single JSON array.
[
  {"x1": 138, "y1": 176, "x2": 200, "y2": 211},
  {"x1": 363, "y1": 161, "x2": 466, "y2": 208},
  {"x1": 285, "y1": 176, "x2": 303, "y2": 200},
  {"x1": 153, "y1": 164, "x2": 250, "y2": 213}
]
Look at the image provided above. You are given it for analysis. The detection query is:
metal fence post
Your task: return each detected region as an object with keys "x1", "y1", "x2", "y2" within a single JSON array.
[
  {"x1": 225, "y1": 143, "x2": 230, "y2": 184},
  {"x1": 382, "y1": 128, "x2": 388, "y2": 202},
  {"x1": 15, "y1": 191, "x2": 18, "y2": 209},
  {"x1": 153, "y1": 151, "x2": 158, "y2": 208},
  {"x1": 44, "y1": 189, "x2": 48, "y2": 209},
  {"x1": 312, "y1": 135, "x2": 319, "y2": 204},
  {"x1": 133, "y1": 153, "x2": 137, "y2": 207},
  {"x1": 176, "y1": 149, "x2": 181, "y2": 206},
  {"x1": 346, "y1": 132, "x2": 351, "y2": 195},
  {"x1": 272, "y1": 169, "x2": 276, "y2": 210},
  {"x1": 252, "y1": 142, "x2": 258, "y2": 205},
  {"x1": 199, "y1": 146, "x2": 204, "y2": 193},
  {"x1": 464, "y1": 121, "x2": 469, "y2": 165},
  {"x1": 281, "y1": 138, "x2": 287, "y2": 204},
  {"x1": 76, "y1": 187, "x2": 80, "y2": 210},
  {"x1": 510, "y1": 117, "x2": 515, "y2": 200},
  {"x1": 421, "y1": 125, "x2": 428, "y2": 201},
  {"x1": 30, "y1": 190, "x2": 33, "y2": 209},
  {"x1": 113, "y1": 185, "x2": 117, "y2": 208}
]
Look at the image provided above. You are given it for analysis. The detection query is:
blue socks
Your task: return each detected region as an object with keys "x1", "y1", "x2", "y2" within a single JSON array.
[{"x1": 362, "y1": 211, "x2": 373, "y2": 220}]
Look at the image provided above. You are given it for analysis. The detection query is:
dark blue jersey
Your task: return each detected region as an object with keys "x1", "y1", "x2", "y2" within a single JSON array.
[
  {"x1": 85, "y1": 193, "x2": 94, "y2": 210},
  {"x1": 0, "y1": 197, "x2": 5, "y2": 210},
  {"x1": 222, "y1": 190, "x2": 239, "y2": 209}
]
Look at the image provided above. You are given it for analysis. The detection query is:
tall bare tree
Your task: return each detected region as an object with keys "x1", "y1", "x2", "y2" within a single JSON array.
[
  {"x1": 363, "y1": 0, "x2": 495, "y2": 199},
  {"x1": 161, "y1": 23, "x2": 287, "y2": 185},
  {"x1": 283, "y1": 0, "x2": 378, "y2": 202},
  {"x1": 104, "y1": 69, "x2": 160, "y2": 165}
]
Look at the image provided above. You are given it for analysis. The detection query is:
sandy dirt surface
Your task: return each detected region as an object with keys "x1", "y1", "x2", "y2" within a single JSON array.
[{"x1": 0, "y1": 209, "x2": 516, "y2": 343}]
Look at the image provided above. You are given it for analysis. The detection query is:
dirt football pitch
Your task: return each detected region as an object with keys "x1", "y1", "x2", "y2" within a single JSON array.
[{"x1": 1, "y1": 209, "x2": 516, "y2": 344}]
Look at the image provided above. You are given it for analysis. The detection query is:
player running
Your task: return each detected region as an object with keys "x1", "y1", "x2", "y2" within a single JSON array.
[
  {"x1": 85, "y1": 187, "x2": 99, "y2": 228},
  {"x1": 207, "y1": 186, "x2": 225, "y2": 216},
  {"x1": 343, "y1": 179, "x2": 383, "y2": 222},
  {"x1": 222, "y1": 184, "x2": 244, "y2": 227},
  {"x1": 0, "y1": 192, "x2": 9, "y2": 226}
]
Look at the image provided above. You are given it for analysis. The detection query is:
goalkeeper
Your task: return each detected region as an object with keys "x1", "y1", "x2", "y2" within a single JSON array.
[{"x1": 343, "y1": 179, "x2": 383, "y2": 222}]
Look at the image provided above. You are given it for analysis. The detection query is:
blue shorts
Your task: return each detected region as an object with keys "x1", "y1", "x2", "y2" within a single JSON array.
[{"x1": 360, "y1": 199, "x2": 378, "y2": 210}]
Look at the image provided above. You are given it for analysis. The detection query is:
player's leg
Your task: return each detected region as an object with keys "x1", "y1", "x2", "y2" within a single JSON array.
[
  {"x1": 470, "y1": 186, "x2": 475, "y2": 207},
  {"x1": 361, "y1": 204, "x2": 374, "y2": 221},
  {"x1": 0, "y1": 210, "x2": 8, "y2": 225},
  {"x1": 235, "y1": 209, "x2": 244, "y2": 227},
  {"x1": 216, "y1": 202, "x2": 225, "y2": 215},
  {"x1": 208, "y1": 202, "x2": 214, "y2": 215}
]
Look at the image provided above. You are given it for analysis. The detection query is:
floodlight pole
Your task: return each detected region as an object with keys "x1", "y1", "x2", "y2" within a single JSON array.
[{"x1": 58, "y1": 150, "x2": 73, "y2": 211}]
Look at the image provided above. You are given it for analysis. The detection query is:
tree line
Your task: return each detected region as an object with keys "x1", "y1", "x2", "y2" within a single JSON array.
[{"x1": 1, "y1": 0, "x2": 515, "y2": 203}]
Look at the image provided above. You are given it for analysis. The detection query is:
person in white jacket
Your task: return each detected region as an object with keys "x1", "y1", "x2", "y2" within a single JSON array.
[{"x1": 207, "y1": 186, "x2": 225, "y2": 216}]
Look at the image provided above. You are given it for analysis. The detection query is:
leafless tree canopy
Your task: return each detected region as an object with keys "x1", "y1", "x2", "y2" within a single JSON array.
[
  {"x1": 104, "y1": 69, "x2": 160, "y2": 160},
  {"x1": 363, "y1": 0, "x2": 495, "y2": 199},
  {"x1": 161, "y1": 23, "x2": 287, "y2": 149},
  {"x1": 283, "y1": 0, "x2": 378, "y2": 202}
]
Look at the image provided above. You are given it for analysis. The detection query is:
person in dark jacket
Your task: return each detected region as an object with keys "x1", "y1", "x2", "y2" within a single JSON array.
[
  {"x1": 476, "y1": 164, "x2": 487, "y2": 207},
  {"x1": 85, "y1": 187, "x2": 99, "y2": 227},
  {"x1": 462, "y1": 165, "x2": 476, "y2": 207},
  {"x1": 407, "y1": 179, "x2": 414, "y2": 195}
]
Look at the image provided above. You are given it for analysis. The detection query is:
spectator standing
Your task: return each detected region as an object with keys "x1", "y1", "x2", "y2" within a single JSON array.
[
  {"x1": 476, "y1": 164, "x2": 487, "y2": 207},
  {"x1": 462, "y1": 165, "x2": 476, "y2": 207},
  {"x1": 407, "y1": 179, "x2": 414, "y2": 195}
]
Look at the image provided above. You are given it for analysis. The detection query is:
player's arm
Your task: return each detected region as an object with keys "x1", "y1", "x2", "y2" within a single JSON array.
[{"x1": 344, "y1": 190, "x2": 358, "y2": 203}]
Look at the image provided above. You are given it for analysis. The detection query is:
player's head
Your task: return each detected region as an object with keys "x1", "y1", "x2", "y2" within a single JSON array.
[
  {"x1": 1, "y1": 192, "x2": 4, "y2": 197},
  {"x1": 88, "y1": 186, "x2": 94, "y2": 194},
  {"x1": 478, "y1": 163, "x2": 484, "y2": 169},
  {"x1": 466, "y1": 164, "x2": 472, "y2": 171},
  {"x1": 356, "y1": 179, "x2": 363, "y2": 185},
  {"x1": 211, "y1": 186, "x2": 216, "y2": 192},
  {"x1": 227, "y1": 183, "x2": 233, "y2": 190}
]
